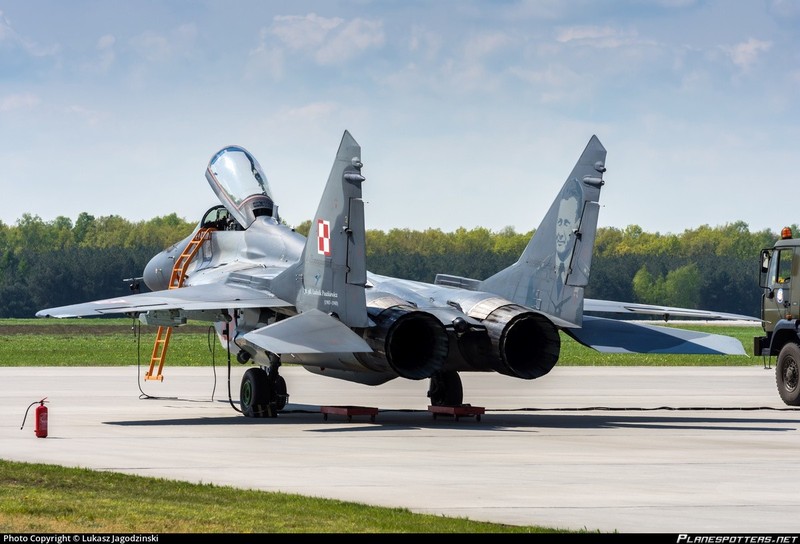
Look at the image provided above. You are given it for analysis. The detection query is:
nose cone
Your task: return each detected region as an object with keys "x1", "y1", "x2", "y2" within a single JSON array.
[
  {"x1": 143, "y1": 251, "x2": 170, "y2": 292},
  {"x1": 143, "y1": 239, "x2": 186, "y2": 292}
]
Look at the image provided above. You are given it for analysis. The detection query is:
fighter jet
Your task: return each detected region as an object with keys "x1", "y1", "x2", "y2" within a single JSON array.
[{"x1": 36, "y1": 131, "x2": 752, "y2": 417}]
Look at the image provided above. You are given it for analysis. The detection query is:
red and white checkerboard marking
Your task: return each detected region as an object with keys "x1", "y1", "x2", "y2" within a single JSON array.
[{"x1": 317, "y1": 219, "x2": 331, "y2": 256}]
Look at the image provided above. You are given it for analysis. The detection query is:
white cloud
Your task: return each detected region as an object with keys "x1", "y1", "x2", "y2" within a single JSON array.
[
  {"x1": 0, "y1": 1, "x2": 797, "y2": 237},
  {"x1": 269, "y1": 13, "x2": 384, "y2": 66},
  {"x1": 463, "y1": 31, "x2": 513, "y2": 60},
  {"x1": 0, "y1": 9, "x2": 59, "y2": 57},
  {"x1": 653, "y1": 0, "x2": 697, "y2": 7},
  {"x1": 64, "y1": 104, "x2": 106, "y2": 126},
  {"x1": 282, "y1": 102, "x2": 338, "y2": 121},
  {"x1": 97, "y1": 34, "x2": 115, "y2": 49},
  {"x1": 129, "y1": 23, "x2": 198, "y2": 63},
  {"x1": 0, "y1": 10, "x2": 12, "y2": 41},
  {"x1": 503, "y1": 0, "x2": 575, "y2": 20},
  {"x1": 0, "y1": 93, "x2": 39, "y2": 112},
  {"x1": 556, "y1": 25, "x2": 617, "y2": 43},
  {"x1": 246, "y1": 27, "x2": 285, "y2": 81},
  {"x1": 769, "y1": 0, "x2": 800, "y2": 18},
  {"x1": 86, "y1": 34, "x2": 116, "y2": 73},
  {"x1": 555, "y1": 25, "x2": 647, "y2": 49},
  {"x1": 270, "y1": 13, "x2": 343, "y2": 51},
  {"x1": 678, "y1": 68, "x2": 713, "y2": 92},
  {"x1": 409, "y1": 25, "x2": 442, "y2": 60},
  {"x1": 509, "y1": 62, "x2": 582, "y2": 87},
  {"x1": 315, "y1": 18, "x2": 384, "y2": 65},
  {"x1": 723, "y1": 38, "x2": 772, "y2": 72}
]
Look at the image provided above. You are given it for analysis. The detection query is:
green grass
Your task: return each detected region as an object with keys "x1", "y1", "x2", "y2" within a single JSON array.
[
  {"x1": 0, "y1": 318, "x2": 764, "y2": 367},
  {"x1": 0, "y1": 459, "x2": 568, "y2": 533},
  {"x1": 0, "y1": 319, "x2": 220, "y2": 366}
]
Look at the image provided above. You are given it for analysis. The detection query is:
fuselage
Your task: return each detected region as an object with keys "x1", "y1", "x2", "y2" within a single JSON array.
[{"x1": 143, "y1": 216, "x2": 306, "y2": 292}]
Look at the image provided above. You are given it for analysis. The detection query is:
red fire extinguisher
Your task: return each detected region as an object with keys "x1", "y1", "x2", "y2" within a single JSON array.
[{"x1": 20, "y1": 397, "x2": 48, "y2": 438}]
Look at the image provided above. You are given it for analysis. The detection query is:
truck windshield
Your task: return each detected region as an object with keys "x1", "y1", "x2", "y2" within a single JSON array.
[{"x1": 774, "y1": 249, "x2": 793, "y2": 285}]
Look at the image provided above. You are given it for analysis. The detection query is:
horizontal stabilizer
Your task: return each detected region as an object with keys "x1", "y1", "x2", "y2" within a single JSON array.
[
  {"x1": 584, "y1": 299, "x2": 760, "y2": 322},
  {"x1": 566, "y1": 316, "x2": 747, "y2": 355},
  {"x1": 241, "y1": 308, "x2": 372, "y2": 354},
  {"x1": 35, "y1": 283, "x2": 290, "y2": 318}
]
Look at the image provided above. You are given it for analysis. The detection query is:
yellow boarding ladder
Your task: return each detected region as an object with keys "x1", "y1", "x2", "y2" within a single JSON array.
[{"x1": 145, "y1": 228, "x2": 213, "y2": 381}]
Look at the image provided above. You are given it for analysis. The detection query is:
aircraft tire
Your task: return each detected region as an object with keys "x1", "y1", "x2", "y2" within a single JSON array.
[
  {"x1": 241, "y1": 367, "x2": 272, "y2": 418},
  {"x1": 428, "y1": 371, "x2": 463, "y2": 406},
  {"x1": 777, "y1": 343, "x2": 800, "y2": 406}
]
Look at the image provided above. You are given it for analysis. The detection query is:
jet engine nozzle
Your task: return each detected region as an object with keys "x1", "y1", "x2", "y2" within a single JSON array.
[
  {"x1": 483, "y1": 304, "x2": 560, "y2": 379},
  {"x1": 359, "y1": 304, "x2": 449, "y2": 380},
  {"x1": 446, "y1": 296, "x2": 561, "y2": 379}
]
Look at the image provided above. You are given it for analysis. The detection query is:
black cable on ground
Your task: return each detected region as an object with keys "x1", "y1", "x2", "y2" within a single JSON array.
[
  {"x1": 224, "y1": 321, "x2": 243, "y2": 415},
  {"x1": 206, "y1": 324, "x2": 218, "y2": 401},
  {"x1": 488, "y1": 405, "x2": 800, "y2": 412}
]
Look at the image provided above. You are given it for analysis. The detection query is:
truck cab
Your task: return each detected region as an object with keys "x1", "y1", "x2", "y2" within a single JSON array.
[{"x1": 756, "y1": 227, "x2": 800, "y2": 405}]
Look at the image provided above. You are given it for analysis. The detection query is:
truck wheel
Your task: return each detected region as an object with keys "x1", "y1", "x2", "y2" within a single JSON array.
[{"x1": 776, "y1": 343, "x2": 800, "y2": 406}]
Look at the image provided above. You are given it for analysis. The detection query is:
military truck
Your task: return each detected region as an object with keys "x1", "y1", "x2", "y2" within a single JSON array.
[{"x1": 755, "y1": 227, "x2": 800, "y2": 405}]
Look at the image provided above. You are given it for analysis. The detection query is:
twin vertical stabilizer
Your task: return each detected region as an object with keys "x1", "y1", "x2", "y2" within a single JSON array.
[
  {"x1": 479, "y1": 135, "x2": 607, "y2": 327},
  {"x1": 271, "y1": 130, "x2": 369, "y2": 328}
]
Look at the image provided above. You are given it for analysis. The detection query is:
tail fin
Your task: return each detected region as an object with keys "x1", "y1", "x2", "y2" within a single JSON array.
[
  {"x1": 479, "y1": 135, "x2": 606, "y2": 326},
  {"x1": 271, "y1": 130, "x2": 369, "y2": 328}
]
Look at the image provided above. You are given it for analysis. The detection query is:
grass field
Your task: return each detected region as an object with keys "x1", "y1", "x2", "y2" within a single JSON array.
[
  {"x1": 0, "y1": 317, "x2": 764, "y2": 367},
  {"x1": 0, "y1": 459, "x2": 569, "y2": 533}
]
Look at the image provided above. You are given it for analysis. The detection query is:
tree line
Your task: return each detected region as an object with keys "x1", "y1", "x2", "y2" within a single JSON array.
[{"x1": 0, "y1": 213, "x2": 787, "y2": 319}]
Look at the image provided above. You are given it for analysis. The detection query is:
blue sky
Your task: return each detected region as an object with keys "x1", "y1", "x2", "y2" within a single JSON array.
[{"x1": 1, "y1": 0, "x2": 798, "y2": 235}]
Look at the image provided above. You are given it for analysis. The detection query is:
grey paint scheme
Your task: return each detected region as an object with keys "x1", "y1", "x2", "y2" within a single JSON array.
[{"x1": 37, "y1": 131, "x2": 751, "y2": 410}]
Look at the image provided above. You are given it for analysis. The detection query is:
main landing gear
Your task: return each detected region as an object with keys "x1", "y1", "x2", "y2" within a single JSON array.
[
  {"x1": 427, "y1": 371, "x2": 463, "y2": 406},
  {"x1": 240, "y1": 359, "x2": 288, "y2": 418},
  {"x1": 238, "y1": 362, "x2": 465, "y2": 416}
]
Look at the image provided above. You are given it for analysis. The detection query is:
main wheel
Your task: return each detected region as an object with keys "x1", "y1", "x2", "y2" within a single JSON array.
[
  {"x1": 428, "y1": 371, "x2": 463, "y2": 406},
  {"x1": 777, "y1": 344, "x2": 800, "y2": 406},
  {"x1": 240, "y1": 367, "x2": 272, "y2": 418},
  {"x1": 273, "y1": 375, "x2": 288, "y2": 411}
]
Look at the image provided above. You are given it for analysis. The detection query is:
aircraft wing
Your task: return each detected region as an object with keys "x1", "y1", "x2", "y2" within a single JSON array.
[
  {"x1": 583, "y1": 298, "x2": 760, "y2": 322},
  {"x1": 35, "y1": 283, "x2": 290, "y2": 318},
  {"x1": 566, "y1": 315, "x2": 747, "y2": 355}
]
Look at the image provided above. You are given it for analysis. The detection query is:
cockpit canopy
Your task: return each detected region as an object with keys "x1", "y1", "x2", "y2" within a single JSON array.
[{"x1": 205, "y1": 145, "x2": 276, "y2": 229}]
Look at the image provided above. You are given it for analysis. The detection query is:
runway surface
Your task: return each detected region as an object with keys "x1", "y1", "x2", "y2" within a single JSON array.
[{"x1": 1, "y1": 364, "x2": 799, "y2": 533}]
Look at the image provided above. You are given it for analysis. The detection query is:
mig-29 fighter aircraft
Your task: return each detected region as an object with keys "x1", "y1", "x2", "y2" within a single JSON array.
[{"x1": 37, "y1": 131, "x2": 752, "y2": 417}]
